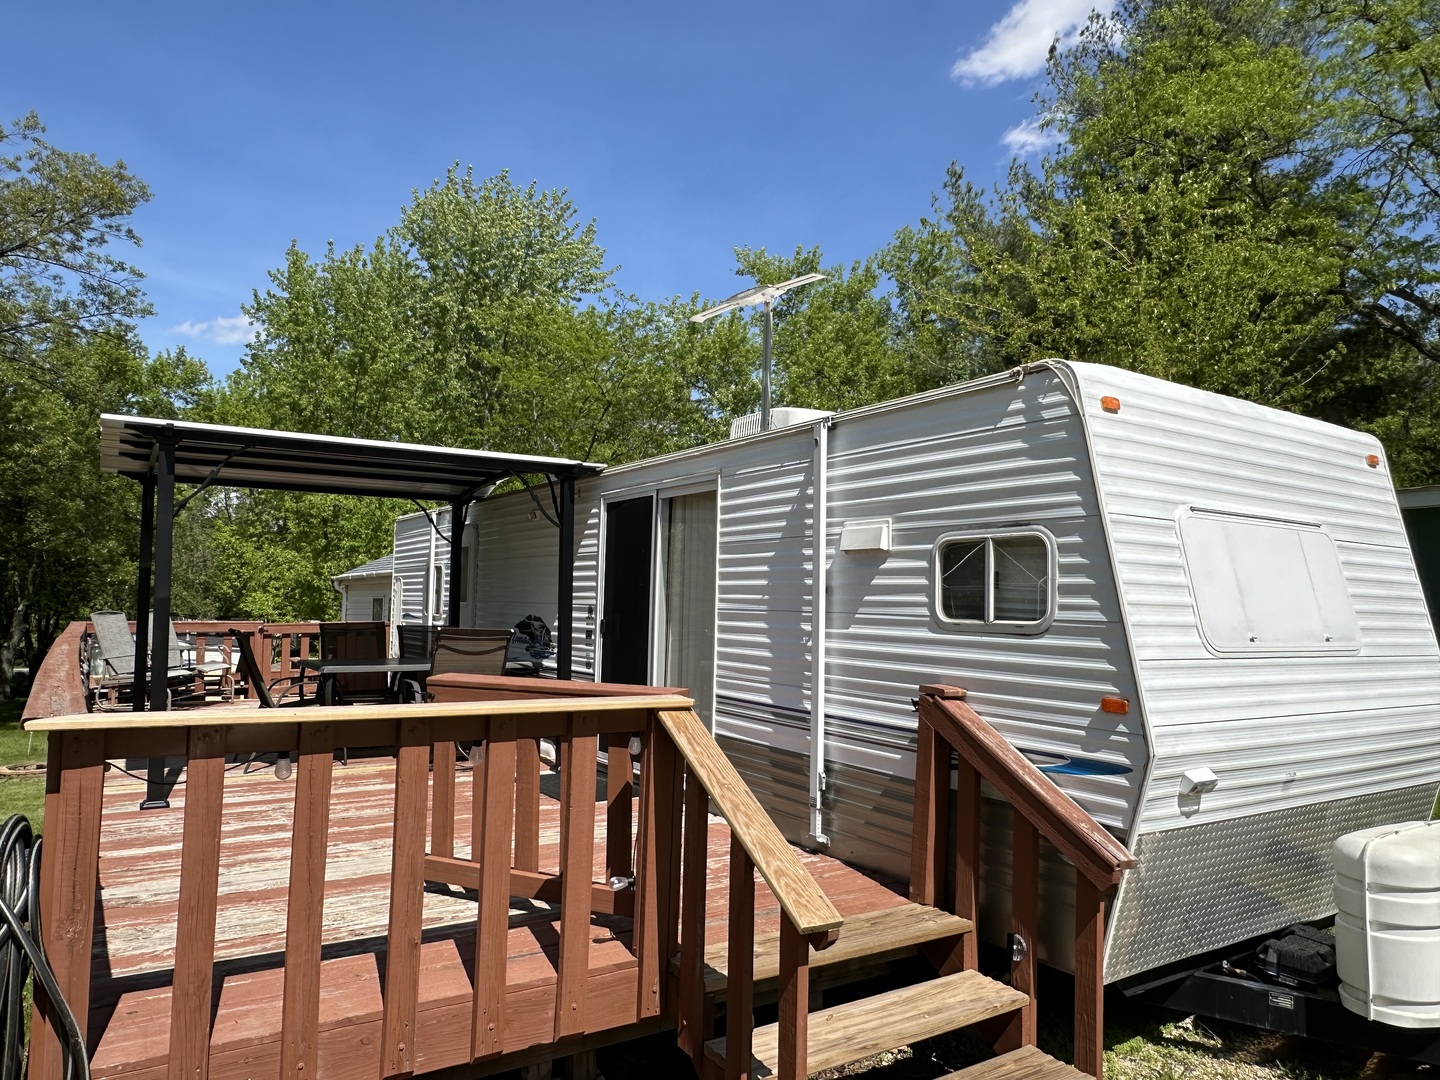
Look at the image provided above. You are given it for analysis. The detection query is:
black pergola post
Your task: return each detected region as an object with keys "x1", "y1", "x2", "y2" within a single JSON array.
[
  {"x1": 132, "y1": 473, "x2": 156, "y2": 711},
  {"x1": 447, "y1": 500, "x2": 465, "y2": 627},
  {"x1": 142, "y1": 438, "x2": 176, "y2": 810},
  {"x1": 558, "y1": 476, "x2": 575, "y2": 681}
]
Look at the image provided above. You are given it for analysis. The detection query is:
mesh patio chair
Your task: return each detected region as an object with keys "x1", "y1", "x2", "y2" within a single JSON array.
[
  {"x1": 88, "y1": 610, "x2": 197, "y2": 711},
  {"x1": 428, "y1": 628, "x2": 513, "y2": 684}
]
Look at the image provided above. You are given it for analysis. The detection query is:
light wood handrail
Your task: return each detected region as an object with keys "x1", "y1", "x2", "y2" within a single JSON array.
[
  {"x1": 919, "y1": 686, "x2": 1134, "y2": 889},
  {"x1": 657, "y1": 708, "x2": 842, "y2": 937},
  {"x1": 25, "y1": 693, "x2": 695, "y2": 731}
]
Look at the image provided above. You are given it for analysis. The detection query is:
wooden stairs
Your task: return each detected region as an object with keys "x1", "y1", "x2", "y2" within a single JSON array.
[{"x1": 693, "y1": 900, "x2": 1091, "y2": 1080}]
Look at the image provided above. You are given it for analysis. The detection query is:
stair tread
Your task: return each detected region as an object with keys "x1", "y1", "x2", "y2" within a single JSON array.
[
  {"x1": 678, "y1": 901, "x2": 973, "y2": 997},
  {"x1": 704, "y1": 967, "x2": 1026, "y2": 1077},
  {"x1": 942, "y1": 1046, "x2": 1092, "y2": 1079}
]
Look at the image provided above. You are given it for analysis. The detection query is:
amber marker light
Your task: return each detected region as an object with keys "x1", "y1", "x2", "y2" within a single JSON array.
[
  {"x1": 1100, "y1": 696, "x2": 1129, "y2": 714},
  {"x1": 1366, "y1": 454, "x2": 1380, "y2": 468},
  {"x1": 1100, "y1": 396, "x2": 1121, "y2": 413}
]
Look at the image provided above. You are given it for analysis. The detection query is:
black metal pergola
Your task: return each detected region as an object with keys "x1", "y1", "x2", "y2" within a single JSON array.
[{"x1": 99, "y1": 414, "x2": 605, "y2": 714}]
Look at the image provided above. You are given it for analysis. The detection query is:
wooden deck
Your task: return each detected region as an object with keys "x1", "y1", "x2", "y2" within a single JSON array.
[{"x1": 82, "y1": 755, "x2": 905, "y2": 1078}]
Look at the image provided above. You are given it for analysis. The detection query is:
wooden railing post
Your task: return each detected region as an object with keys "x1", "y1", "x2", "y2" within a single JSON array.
[
  {"x1": 382, "y1": 717, "x2": 430, "y2": 1077},
  {"x1": 953, "y1": 759, "x2": 981, "y2": 972},
  {"x1": 676, "y1": 764, "x2": 709, "y2": 1068},
  {"x1": 28, "y1": 732, "x2": 104, "y2": 1080},
  {"x1": 554, "y1": 713, "x2": 598, "y2": 1040},
  {"x1": 995, "y1": 813, "x2": 1038, "y2": 1055},
  {"x1": 725, "y1": 840, "x2": 755, "y2": 1080},
  {"x1": 472, "y1": 716, "x2": 513, "y2": 1060},
  {"x1": 1074, "y1": 875, "x2": 1109, "y2": 1078},
  {"x1": 168, "y1": 726, "x2": 226, "y2": 1079},
  {"x1": 776, "y1": 915, "x2": 810, "y2": 1080},
  {"x1": 280, "y1": 723, "x2": 335, "y2": 1077},
  {"x1": 908, "y1": 714, "x2": 948, "y2": 908}
]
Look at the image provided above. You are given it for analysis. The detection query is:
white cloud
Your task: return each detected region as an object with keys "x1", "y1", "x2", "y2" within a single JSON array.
[
  {"x1": 172, "y1": 313, "x2": 257, "y2": 346},
  {"x1": 1002, "y1": 117, "x2": 1058, "y2": 156},
  {"x1": 952, "y1": 0, "x2": 1116, "y2": 86}
]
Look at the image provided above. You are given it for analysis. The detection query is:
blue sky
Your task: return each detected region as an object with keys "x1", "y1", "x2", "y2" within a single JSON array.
[{"x1": 7, "y1": 0, "x2": 1108, "y2": 376}]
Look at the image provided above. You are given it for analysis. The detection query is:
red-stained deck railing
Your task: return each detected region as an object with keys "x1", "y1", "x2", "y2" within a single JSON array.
[
  {"x1": 26, "y1": 674, "x2": 843, "y2": 1080},
  {"x1": 22, "y1": 619, "x2": 327, "y2": 722},
  {"x1": 910, "y1": 685, "x2": 1136, "y2": 1079}
]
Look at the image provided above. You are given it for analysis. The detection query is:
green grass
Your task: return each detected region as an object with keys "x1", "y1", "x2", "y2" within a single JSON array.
[{"x1": 0, "y1": 700, "x2": 46, "y2": 831}]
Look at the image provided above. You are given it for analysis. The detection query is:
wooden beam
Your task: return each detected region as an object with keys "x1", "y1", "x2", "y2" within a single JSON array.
[
  {"x1": 29, "y1": 732, "x2": 104, "y2": 1080},
  {"x1": 473, "y1": 716, "x2": 516, "y2": 1059},
  {"x1": 908, "y1": 717, "x2": 948, "y2": 907},
  {"x1": 421, "y1": 857, "x2": 635, "y2": 917},
  {"x1": 776, "y1": 915, "x2": 810, "y2": 1080},
  {"x1": 515, "y1": 738, "x2": 541, "y2": 873},
  {"x1": 605, "y1": 732, "x2": 634, "y2": 880},
  {"x1": 381, "y1": 717, "x2": 429, "y2": 1077},
  {"x1": 432, "y1": 739, "x2": 456, "y2": 859},
  {"x1": 995, "y1": 813, "x2": 1038, "y2": 1055},
  {"x1": 555, "y1": 714, "x2": 598, "y2": 1039},
  {"x1": 676, "y1": 766, "x2": 709, "y2": 1068},
  {"x1": 953, "y1": 760, "x2": 981, "y2": 972},
  {"x1": 1075, "y1": 875, "x2": 1109, "y2": 1078},
  {"x1": 725, "y1": 840, "x2": 756, "y2": 1080},
  {"x1": 167, "y1": 726, "x2": 226, "y2": 1080},
  {"x1": 280, "y1": 724, "x2": 334, "y2": 1078}
]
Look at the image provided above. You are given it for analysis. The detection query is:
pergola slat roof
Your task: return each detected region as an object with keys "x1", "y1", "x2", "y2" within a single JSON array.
[
  {"x1": 99, "y1": 414, "x2": 604, "y2": 499},
  {"x1": 97, "y1": 415, "x2": 599, "y2": 773}
]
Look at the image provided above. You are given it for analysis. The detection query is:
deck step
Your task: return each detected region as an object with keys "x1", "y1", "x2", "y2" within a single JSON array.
[
  {"x1": 680, "y1": 900, "x2": 973, "y2": 999},
  {"x1": 943, "y1": 1046, "x2": 1092, "y2": 1079},
  {"x1": 704, "y1": 968, "x2": 1025, "y2": 1078}
]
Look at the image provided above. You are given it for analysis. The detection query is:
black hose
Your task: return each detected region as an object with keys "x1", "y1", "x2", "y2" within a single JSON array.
[{"x1": 0, "y1": 815, "x2": 89, "y2": 1080}]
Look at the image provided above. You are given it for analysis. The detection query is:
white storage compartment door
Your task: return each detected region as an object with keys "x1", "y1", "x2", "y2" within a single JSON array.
[{"x1": 1179, "y1": 510, "x2": 1360, "y2": 655}]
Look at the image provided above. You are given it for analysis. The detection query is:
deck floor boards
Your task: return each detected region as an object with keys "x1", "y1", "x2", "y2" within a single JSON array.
[{"x1": 84, "y1": 755, "x2": 904, "y2": 1077}]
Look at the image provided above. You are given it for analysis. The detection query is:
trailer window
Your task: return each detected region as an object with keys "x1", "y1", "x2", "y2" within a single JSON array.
[
  {"x1": 1179, "y1": 510, "x2": 1360, "y2": 654},
  {"x1": 935, "y1": 530, "x2": 1054, "y2": 630}
]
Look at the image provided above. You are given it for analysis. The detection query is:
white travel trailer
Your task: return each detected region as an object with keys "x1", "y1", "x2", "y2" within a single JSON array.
[{"x1": 441, "y1": 360, "x2": 1440, "y2": 985}]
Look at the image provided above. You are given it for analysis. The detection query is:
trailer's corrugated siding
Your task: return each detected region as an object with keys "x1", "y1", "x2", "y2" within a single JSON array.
[
  {"x1": 472, "y1": 492, "x2": 561, "y2": 632},
  {"x1": 392, "y1": 508, "x2": 449, "y2": 625},
  {"x1": 821, "y1": 368, "x2": 1143, "y2": 855},
  {"x1": 1072, "y1": 362, "x2": 1440, "y2": 834},
  {"x1": 567, "y1": 430, "x2": 817, "y2": 740}
]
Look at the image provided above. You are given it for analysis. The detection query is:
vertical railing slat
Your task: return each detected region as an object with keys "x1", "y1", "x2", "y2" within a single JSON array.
[
  {"x1": 724, "y1": 840, "x2": 755, "y2": 1080},
  {"x1": 675, "y1": 765, "x2": 709, "y2": 1067},
  {"x1": 996, "y1": 813, "x2": 1038, "y2": 1055},
  {"x1": 28, "y1": 731, "x2": 104, "y2": 1080},
  {"x1": 953, "y1": 759, "x2": 981, "y2": 971},
  {"x1": 280, "y1": 723, "x2": 334, "y2": 1078},
  {"x1": 514, "y1": 738, "x2": 541, "y2": 873},
  {"x1": 605, "y1": 733, "x2": 634, "y2": 881},
  {"x1": 381, "y1": 717, "x2": 430, "y2": 1077},
  {"x1": 472, "y1": 717, "x2": 515, "y2": 1059},
  {"x1": 776, "y1": 915, "x2": 809, "y2": 1080},
  {"x1": 167, "y1": 726, "x2": 226, "y2": 1080},
  {"x1": 631, "y1": 723, "x2": 662, "y2": 1021},
  {"x1": 554, "y1": 713, "x2": 598, "y2": 1039},
  {"x1": 432, "y1": 739, "x2": 456, "y2": 858},
  {"x1": 653, "y1": 727, "x2": 682, "y2": 974},
  {"x1": 1074, "y1": 875, "x2": 1108, "y2": 1079}
]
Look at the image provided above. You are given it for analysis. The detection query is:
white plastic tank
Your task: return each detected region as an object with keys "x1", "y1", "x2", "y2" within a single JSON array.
[{"x1": 1332, "y1": 819, "x2": 1440, "y2": 1028}]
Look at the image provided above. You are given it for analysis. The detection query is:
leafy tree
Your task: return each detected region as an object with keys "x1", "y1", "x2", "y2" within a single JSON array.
[
  {"x1": 884, "y1": 0, "x2": 1440, "y2": 482},
  {"x1": 1318, "y1": 0, "x2": 1440, "y2": 363},
  {"x1": 1, "y1": 112, "x2": 153, "y2": 394}
]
